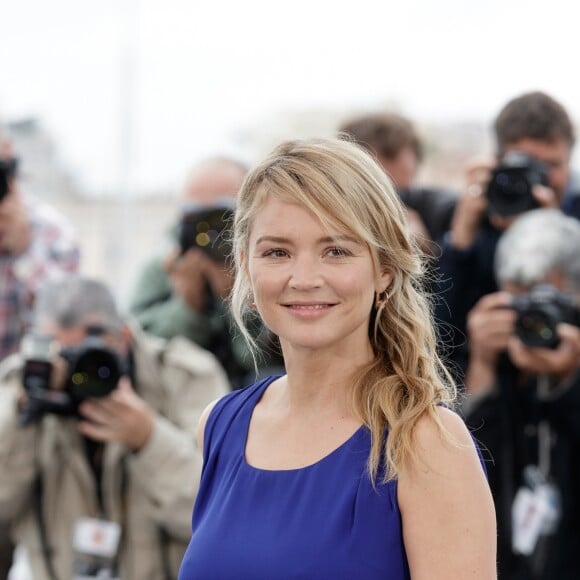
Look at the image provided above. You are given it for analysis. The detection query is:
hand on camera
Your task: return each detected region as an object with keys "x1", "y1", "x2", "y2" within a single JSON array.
[
  {"x1": 165, "y1": 246, "x2": 233, "y2": 309},
  {"x1": 468, "y1": 292, "x2": 516, "y2": 364},
  {"x1": 77, "y1": 377, "x2": 154, "y2": 452},
  {"x1": 165, "y1": 247, "x2": 211, "y2": 311},
  {"x1": 17, "y1": 355, "x2": 68, "y2": 414},
  {"x1": 449, "y1": 156, "x2": 493, "y2": 250},
  {"x1": 201, "y1": 254, "x2": 233, "y2": 300},
  {"x1": 0, "y1": 189, "x2": 31, "y2": 255},
  {"x1": 487, "y1": 184, "x2": 559, "y2": 231},
  {"x1": 465, "y1": 291, "x2": 516, "y2": 395},
  {"x1": 507, "y1": 323, "x2": 580, "y2": 380}
]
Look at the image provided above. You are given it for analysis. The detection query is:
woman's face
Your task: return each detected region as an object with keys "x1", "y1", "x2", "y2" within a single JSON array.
[{"x1": 247, "y1": 197, "x2": 392, "y2": 356}]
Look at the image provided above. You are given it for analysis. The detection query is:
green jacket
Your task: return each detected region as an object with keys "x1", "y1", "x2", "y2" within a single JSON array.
[{"x1": 130, "y1": 254, "x2": 283, "y2": 388}]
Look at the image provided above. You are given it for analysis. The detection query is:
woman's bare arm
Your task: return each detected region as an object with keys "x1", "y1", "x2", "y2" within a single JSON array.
[{"x1": 398, "y1": 407, "x2": 497, "y2": 579}]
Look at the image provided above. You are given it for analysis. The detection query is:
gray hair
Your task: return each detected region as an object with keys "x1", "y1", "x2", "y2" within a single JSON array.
[
  {"x1": 34, "y1": 275, "x2": 124, "y2": 333},
  {"x1": 495, "y1": 209, "x2": 580, "y2": 291}
]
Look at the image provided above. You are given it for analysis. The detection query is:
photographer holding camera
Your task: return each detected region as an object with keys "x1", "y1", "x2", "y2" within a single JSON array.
[
  {"x1": 463, "y1": 209, "x2": 580, "y2": 579},
  {"x1": 0, "y1": 130, "x2": 80, "y2": 578},
  {"x1": 130, "y1": 157, "x2": 284, "y2": 388},
  {"x1": 0, "y1": 275, "x2": 228, "y2": 579},
  {"x1": 0, "y1": 137, "x2": 79, "y2": 362},
  {"x1": 338, "y1": 111, "x2": 457, "y2": 254},
  {"x1": 436, "y1": 91, "x2": 580, "y2": 383}
]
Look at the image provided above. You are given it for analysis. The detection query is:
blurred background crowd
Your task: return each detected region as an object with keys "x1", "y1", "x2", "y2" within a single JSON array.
[{"x1": 2, "y1": 1, "x2": 580, "y2": 579}]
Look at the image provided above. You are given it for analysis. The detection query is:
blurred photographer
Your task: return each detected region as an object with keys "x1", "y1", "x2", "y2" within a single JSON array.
[
  {"x1": 0, "y1": 130, "x2": 80, "y2": 578},
  {"x1": 0, "y1": 136, "x2": 79, "y2": 362},
  {"x1": 436, "y1": 91, "x2": 580, "y2": 383},
  {"x1": 338, "y1": 112, "x2": 457, "y2": 254},
  {"x1": 464, "y1": 209, "x2": 580, "y2": 579},
  {"x1": 130, "y1": 157, "x2": 284, "y2": 388},
  {"x1": 0, "y1": 275, "x2": 228, "y2": 579}
]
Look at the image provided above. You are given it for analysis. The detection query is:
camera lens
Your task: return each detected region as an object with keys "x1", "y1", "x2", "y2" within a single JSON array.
[
  {"x1": 68, "y1": 349, "x2": 121, "y2": 401},
  {"x1": 519, "y1": 313, "x2": 554, "y2": 339},
  {"x1": 495, "y1": 172, "x2": 528, "y2": 196},
  {"x1": 496, "y1": 172, "x2": 510, "y2": 187},
  {"x1": 97, "y1": 366, "x2": 112, "y2": 379},
  {"x1": 515, "y1": 309, "x2": 558, "y2": 348}
]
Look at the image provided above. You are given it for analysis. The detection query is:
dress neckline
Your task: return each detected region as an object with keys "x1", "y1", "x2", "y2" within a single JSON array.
[{"x1": 241, "y1": 376, "x2": 366, "y2": 474}]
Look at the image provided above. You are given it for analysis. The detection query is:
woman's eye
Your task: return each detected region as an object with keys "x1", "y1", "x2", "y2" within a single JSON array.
[
  {"x1": 326, "y1": 247, "x2": 350, "y2": 257},
  {"x1": 263, "y1": 248, "x2": 288, "y2": 258}
]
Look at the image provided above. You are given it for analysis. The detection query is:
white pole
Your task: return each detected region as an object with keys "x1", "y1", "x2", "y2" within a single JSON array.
[{"x1": 115, "y1": 0, "x2": 139, "y2": 308}]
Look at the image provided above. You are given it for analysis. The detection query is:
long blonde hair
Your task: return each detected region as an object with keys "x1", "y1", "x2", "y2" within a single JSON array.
[{"x1": 230, "y1": 137, "x2": 455, "y2": 481}]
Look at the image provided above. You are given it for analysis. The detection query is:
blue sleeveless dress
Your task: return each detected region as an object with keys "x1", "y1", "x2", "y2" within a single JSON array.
[{"x1": 178, "y1": 376, "x2": 411, "y2": 579}]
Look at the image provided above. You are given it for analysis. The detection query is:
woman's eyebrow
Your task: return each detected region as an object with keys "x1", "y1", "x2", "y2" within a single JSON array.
[
  {"x1": 318, "y1": 235, "x2": 360, "y2": 244},
  {"x1": 254, "y1": 236, "x2": 291, "y2": 245},
  {"x1": 254, "y1": 234, "x2": 360, "y2": 245}
]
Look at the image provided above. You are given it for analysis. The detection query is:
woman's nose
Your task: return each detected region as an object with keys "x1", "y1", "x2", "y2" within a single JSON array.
[{"x1": 288, "y1": 256, "x2": 323, "y2": 289}]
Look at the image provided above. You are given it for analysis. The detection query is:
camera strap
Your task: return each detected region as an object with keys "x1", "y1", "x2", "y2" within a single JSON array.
[
  {"x1": 536, "y1": 375, "x2": 554, "y2": 478},
  {"x1": 33, "y1": 446, "x2": 128, "y2": 580},
  {"x1": 511, "y1": 375, "x2": 561, "y2": 568},
  {"x1": 34, "y1": 474, "x2": 60, "y2": 580}
]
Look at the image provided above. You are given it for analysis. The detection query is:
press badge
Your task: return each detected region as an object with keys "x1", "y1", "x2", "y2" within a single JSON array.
[
  {"x1": 72, "y1": 518, "x2": 121, "y2": 579},
  {"x1": 512, "y1": 478, "x2": 561, "y2": 555}
]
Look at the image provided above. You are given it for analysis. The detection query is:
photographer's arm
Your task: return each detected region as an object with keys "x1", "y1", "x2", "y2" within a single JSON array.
[
  {"x1": 462, "y1": 292, "x2": 515, "y2": 415},
  {"x1": 0, "y1": 358, "x2": 40, "y2": 520},
  {"x1": 449, "y1": 157, "x2": 492, "y2": 251},
  {"x1": 434, "y1": 158, "x2": 495, "y2": 347}
]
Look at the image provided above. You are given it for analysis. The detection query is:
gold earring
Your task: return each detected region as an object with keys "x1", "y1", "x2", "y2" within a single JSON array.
[
  {"x1": 375, "y1": 290, "x2": 390, "y2": 309},
  {"x1": 248, "y1": 293, "x2": 256, "y2": 308}
]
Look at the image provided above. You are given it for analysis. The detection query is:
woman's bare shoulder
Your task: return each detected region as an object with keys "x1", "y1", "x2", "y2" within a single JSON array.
[{"x1": 196, "y1": 397, "x2": 223, "y2": 451}]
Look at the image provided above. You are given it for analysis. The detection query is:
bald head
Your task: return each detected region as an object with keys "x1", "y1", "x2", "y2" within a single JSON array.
[{"x1": 183, "y1": 157, "x2": 247, "y2": 206}]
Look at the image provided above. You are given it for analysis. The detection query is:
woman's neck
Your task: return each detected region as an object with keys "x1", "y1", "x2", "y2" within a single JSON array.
[{"x1": 276, "y1": 343, "x2": 374, "y2": 418}]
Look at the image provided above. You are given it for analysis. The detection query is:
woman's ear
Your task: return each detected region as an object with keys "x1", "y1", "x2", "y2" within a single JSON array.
[{"x1": 377, "y1": 269, "x2": 394, "y2": 295}]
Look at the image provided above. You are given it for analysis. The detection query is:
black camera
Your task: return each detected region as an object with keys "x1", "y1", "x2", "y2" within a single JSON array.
[
  {"x1": 177, "y1": 204, "x2": 234, "y2": 263},
  {"x1": 512, "y1": 284, "x2": 580, "y2": 349},
  {"x1": 20, "y1": 328, "x2": 124, "y2": 425},
  {"x1": 0, "y1": 157, "x2": 18, "y2": 201},
  {"x1": 486, "y1": 151, "x2": 549, "y2": 216}
]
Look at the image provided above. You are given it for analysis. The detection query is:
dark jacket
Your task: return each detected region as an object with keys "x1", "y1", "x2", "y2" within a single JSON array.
[
  {"x1": 466, "y1": 361, "x2": 580, "y2": 579},
  {"x1": 398, "y1": 186, "x2": 457, "y2": 243}
]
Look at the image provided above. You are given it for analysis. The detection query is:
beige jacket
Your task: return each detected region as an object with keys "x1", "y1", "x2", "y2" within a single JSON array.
[{"x1": 0, "y1": 328, "x2": 229, "y2": 579}]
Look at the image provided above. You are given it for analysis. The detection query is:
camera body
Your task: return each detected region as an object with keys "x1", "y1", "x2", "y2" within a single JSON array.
[
  {"x1": 20, "y1": 330, "x2": 124, "y2": 425},
  {"x1": 0, "y1": 157, "x2": 18, "y2": 201},
  {"x1": 512, "y1": 284, "x2": 580, "y2": 349},
  {"x1": 177, "y1": 204, "x2": 234, "y2": 263},
  {"x1": 486, "y1": 151, "x2": 549, "y2": 216}
]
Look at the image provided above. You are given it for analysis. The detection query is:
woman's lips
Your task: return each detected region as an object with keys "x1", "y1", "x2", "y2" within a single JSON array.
[{"x1": 282, "y1": 303, "x2": 336, "y2": 317}]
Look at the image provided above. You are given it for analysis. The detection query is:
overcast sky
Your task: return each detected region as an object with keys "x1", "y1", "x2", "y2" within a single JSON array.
[{"x1": 1, "y1": 0, "x2": 580, "y2": 195}]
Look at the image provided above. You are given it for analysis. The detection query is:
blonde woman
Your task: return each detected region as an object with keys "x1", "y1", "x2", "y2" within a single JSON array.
[{"x1": 179, "y1": 138, "x2": 496, "y2": 579}]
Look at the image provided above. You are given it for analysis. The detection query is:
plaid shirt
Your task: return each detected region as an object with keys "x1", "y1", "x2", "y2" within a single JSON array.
[{"x1": 0, "y1": 195, "x2": 79, "y2": 361}]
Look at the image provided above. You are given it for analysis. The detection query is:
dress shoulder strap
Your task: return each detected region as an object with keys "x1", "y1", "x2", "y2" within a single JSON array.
[{"x1": 203, "y1": 376, "x2": 278, "y2": 462}]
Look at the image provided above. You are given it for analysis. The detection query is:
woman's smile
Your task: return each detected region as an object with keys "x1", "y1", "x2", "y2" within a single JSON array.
[{"x1": 282, "y1": 301, "x2": 337, "y2": 318}]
